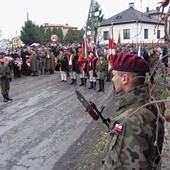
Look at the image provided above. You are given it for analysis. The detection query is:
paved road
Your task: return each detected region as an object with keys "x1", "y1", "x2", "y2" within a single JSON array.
[{"x1": 0, "y1": 73, "x2": 113, "y2": 170}]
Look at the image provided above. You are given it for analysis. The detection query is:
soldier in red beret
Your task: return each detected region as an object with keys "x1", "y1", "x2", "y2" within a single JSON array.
[{"x1": 102, "y1": 52, "x2": 165, "y2": 169}]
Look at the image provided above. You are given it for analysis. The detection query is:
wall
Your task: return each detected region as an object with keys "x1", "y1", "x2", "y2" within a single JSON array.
[{"x1": 98, "y1": 22, "x2": 164, "y2": 46}]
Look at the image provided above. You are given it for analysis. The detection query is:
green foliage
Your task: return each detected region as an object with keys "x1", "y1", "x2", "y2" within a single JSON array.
[
  {"x1": 57, "y1": 28, "x2": 64, "y2": 43},
  {"x1": 63, "y1": 29, "x2": 84, "y2": 45},
  {"x1": 20, "y1": 20, "x2": 38, "y2": 45},
  {"x1": 154, "y1": 75, "x2": 168, "y2": 99},
  {"x1": 20, "y1": 20, "x2": 84, "y2": 46}
]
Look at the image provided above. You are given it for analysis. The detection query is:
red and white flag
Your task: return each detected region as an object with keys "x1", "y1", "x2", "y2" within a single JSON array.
[
  {"x1": 108, "y1": 25, "x2": 115, "y2": 68},
  {"x1": 87, "y1": 36, "x2": 94, "y2": 53}
]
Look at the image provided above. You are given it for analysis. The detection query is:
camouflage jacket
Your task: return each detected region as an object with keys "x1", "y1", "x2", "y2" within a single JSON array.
[
  {"x1": 0, "y1": 61, "x2": 11, "y2": 79},
  {"x1": 102, "y1": 85, "x2": 165, "y2": 170}
]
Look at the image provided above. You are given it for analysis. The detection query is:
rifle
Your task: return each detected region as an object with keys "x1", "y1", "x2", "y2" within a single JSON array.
[{"x1": 75, "y1": 90, "x2": 111, "y2": 129}]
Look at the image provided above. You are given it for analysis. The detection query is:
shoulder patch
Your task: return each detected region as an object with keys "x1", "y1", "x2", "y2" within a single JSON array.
[{"x1": 115, "y1": 123, "x2": 123, "y2": 133}]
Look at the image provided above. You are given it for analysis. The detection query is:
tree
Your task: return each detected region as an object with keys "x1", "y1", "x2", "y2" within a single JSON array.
[
  {"x1": 20, "y1": 20, "x2": 38, "y2": 45},
  {"x1": 36, "y1": 25, "x2": 47, "y2": 45},
  {"x1": 63, "y1": 29, "x2": 84, "y2": 45},
  {"x1": 20, "y1": 20, "x2": 84, "y2": 46},
  {"x1": 56, "y1": 28, "x2": 64, "y2": 43}
]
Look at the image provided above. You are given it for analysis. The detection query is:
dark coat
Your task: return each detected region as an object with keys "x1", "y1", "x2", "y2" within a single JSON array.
[
  {"x1": 85, "y1": 56, "x2": 98, "y2": 77},
  {"x1": 68, "y1": 54, "x2": 79, "y2": 73},
  {"x1": 57, "y1": 54, "x2": 69, "y2": 72}
]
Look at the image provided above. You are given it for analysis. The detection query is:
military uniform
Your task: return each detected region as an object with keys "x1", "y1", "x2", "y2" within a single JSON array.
[
  {"x1": 45, "y1": 51, "x2": 55, "y2": 74},
  {"x1": 95, "y1": 57, "x2": 107, "y2": 92},
  {"x1": 102, "y1": 85, "x2": 165, "y2": 169},
  {"x1": 30, "y1": 50, "x2": 38, "y2": 76},
  {"x1": 0, "y1": 59, "x2": 12, "y2": 102}
]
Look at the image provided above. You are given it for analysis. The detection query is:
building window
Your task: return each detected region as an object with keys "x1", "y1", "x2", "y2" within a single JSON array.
[
  {"x1": 123, "y1": 29, "x2": 130, "y2": 39},
  {"x1": 144, "y1": 29, "x2": 148, "y2": 39},
  {"x1": 103, "y1": 31, "x2": 109, "y2": 40},
  {"x1": 157, "y1": 30, "x2": 160, "y2": 39}
]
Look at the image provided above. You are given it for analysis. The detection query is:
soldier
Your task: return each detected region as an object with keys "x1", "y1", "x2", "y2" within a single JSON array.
[
  {"x1": 102, "y1": 52, "x2": 165, "y2": 169},
  {"x1": 95, "y1": 54, "x2": 107, "y2": 92},
  {"x1": 29, "y1": 48, "x2": 39, "y2": 76},
  {"x1": 85, "y1": 51, "x2": 98, "y2": 90},
  {"x1": 67, "y1": 48, "x2": 78, "y2": 85},
  {"x1": 0, "y1": 56, "x2": 13, "y2": 102},
  {"x1": 56, "y1": 48, "x2": 69, "y2": 82},
  {"x1": 77, "y1": 46, "x2": 87, "y2": 86},
  {"x1": 45, "y1": 47, "x2": 55, "y2": 74}
]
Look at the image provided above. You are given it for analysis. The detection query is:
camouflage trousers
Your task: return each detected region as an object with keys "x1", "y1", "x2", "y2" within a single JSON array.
[{"x1": 0, "y1": 78, "x2": 10, "y2": 96}]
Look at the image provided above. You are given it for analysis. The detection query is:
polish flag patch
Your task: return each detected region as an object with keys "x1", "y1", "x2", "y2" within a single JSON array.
[{"x1": 115, "y1": 123, "x2": 123, "y2": 133}]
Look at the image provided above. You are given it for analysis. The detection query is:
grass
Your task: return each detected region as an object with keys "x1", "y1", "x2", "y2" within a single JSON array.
[{"x1": 154, "y1": 75, "x2": 168, "y2": 100}]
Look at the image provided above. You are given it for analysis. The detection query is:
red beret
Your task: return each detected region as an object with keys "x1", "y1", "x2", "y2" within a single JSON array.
[{"x1": 112, "y1": 52, "x2": 150, "y2": 73}]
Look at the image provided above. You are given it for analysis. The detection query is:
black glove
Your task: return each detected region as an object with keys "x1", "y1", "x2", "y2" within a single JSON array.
[{"x1": 9, "y1": 78, "x2": 12, "y2": 82}]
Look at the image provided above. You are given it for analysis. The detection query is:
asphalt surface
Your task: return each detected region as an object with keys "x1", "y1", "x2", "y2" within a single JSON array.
[{"x1": 0, "y1": 72, "x2": 113, "y2": 170}]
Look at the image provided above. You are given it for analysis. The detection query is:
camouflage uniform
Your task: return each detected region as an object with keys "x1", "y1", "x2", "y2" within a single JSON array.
[
  {"x1": 102, "y1": 85, "x2": 164, "y2": 170},
  {"x1": 0, "y1": 61, "x2": 12, "y2": 102}
]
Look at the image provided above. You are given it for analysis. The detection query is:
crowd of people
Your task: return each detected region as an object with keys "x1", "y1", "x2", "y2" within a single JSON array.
[
  {"x1": 0, "y1": 41, "x2": 169, "y2": 169},
  {"x1": 0, "y1": 42, "x2": 169, "y2": 102}
]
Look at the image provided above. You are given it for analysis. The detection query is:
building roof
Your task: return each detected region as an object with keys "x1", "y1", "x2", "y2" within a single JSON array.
[
  {"x1": 101, "y1": 6, "x2": 164, "y2": 26},
  {"x1": 43, "y1": 23, "x2": 78, "y2": 29},
  {"x1": 144, "y1": 9, "x2": 162, "y2": 15}
]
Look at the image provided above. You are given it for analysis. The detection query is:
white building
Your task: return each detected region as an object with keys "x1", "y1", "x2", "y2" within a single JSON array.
[
  {"x1": 98, "y1": 3, "x2": 165, "y2": 47},
  {"x1": 43, "y1": 23, "x2": 78, "y2": 37}
]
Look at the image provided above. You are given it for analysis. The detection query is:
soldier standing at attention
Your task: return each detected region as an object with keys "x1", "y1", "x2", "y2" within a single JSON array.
[
  {"x1": 102, "y1": 52, "x2": 165, "y2": 169},
  {"x1": 0, "y1": 55, "x2": 13, "y2": 102},
  {"x1": 86, "y1": 51, "x2": 98, "y2": 90}
]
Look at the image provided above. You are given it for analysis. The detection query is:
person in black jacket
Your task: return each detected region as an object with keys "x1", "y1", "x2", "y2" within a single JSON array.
[{"x1": 56, "y1": 48, "x2": 69, "y2": 82}]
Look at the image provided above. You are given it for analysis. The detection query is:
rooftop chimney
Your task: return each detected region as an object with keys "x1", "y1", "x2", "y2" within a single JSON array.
[
  {"x1": 156, "y1": 7, "x2": 160, "y2": 11},
  {"x1": 129, "y1": 2, "x2": 134, "y2": 8},
  {"x1": 146, "y1": 7, "x2": 149, "y2": 12}
]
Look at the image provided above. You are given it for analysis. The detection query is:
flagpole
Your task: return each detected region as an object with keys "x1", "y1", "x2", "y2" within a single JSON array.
[
  {"x1": 111, "y1": 20, "x2": 113, "y2": 42},
  {"x1": 84, "y1": 34, "x2": 87, "y2": 58}
]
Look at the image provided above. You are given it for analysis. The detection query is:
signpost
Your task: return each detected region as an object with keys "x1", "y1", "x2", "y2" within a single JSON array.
[{"x1": 50, "y1": 34, "x2": 58, "y2": 42}]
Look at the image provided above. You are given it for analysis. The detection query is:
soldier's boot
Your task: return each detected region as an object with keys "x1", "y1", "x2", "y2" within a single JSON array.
[
  {"x1": 98, "y1": 80, "x2": 102, "y2": 92},
  {"x1": 3, "y1": 95, "x2": 8, "y2": 102},
  {"x1": 88, "y1": 82, "x2": 93, "y2": 89},
  {"x1": 106, "y1": 73, "x2": 111, "y2": 82},
  {"x1": 41, "y1": 69, "x2": 43, "y2": 75},
  {"x1": 44, "y1": 69, "x2": 47, "y2": 74},
  {"x1": 106, "y1": 74, "x2": 109, "y2": 82},
  {"x1": 74, "y1": 79, "x2": 77, "y2": 85},
  {"x1": 79, "y1": 78, "x2": 84, "y2": 86},
  {"x1": 101, "y1": 80, "x2": 105, "y2": 92},
  {"x1": 50, "y1": 69, "x2": 54, "y2": 74},
  {"x1": 7, "y1": 94, "x2": 13, "y2": 101},
  {"x1": 84, "y1": 78, "x2": 87, "y2": 87},
  {"x1": 93, "y1": 82, "x2": 96, "y2": 90},
  {"x1": 70, "y1": 79, "x2": 74, "y2": 85}
]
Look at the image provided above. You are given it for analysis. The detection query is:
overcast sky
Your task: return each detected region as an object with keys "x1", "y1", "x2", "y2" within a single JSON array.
[{"x1": 0, "y1": 0, "x2": 164, "y2": 39}]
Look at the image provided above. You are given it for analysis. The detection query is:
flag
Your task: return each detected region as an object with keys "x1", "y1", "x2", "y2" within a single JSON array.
[
  {"x1": 108, "y1": 25, "x2": 115, "y2": 56},
  {"x1": 108, "y1": 25, "x2": 115, "y2": 68},
  {"x1": 81, "y1": 35, "x2": 87, "y2": 59},
  {"x1": 115, "y1": 123, "x2": 123, "y2": 133},
  {"x1": 138, "y1": 45, "x2": 143, "y2": 58},
  {"x1": 77, "y1": 35, "x2": 87, "y2": 66},
  {"x1": 87, "y1": 36, "x2": 94, "y2": 52},
  {"x1": 117, "y1": 31, "x2": 121, "y2": 46}
]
